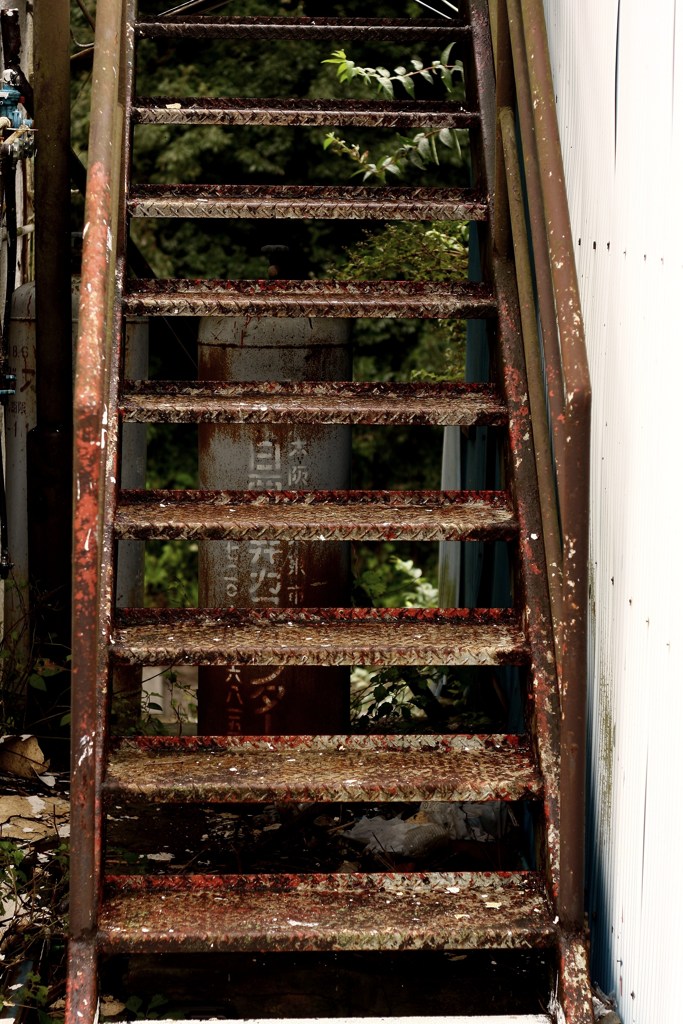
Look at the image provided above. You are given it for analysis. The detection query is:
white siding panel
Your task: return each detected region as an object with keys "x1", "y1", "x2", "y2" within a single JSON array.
[{"x1": 543, "y1": 1, "x2": 683, "y2": 1022}]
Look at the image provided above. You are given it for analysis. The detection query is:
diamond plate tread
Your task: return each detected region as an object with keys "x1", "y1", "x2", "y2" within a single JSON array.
[
  {"x1": 123, "y1": 279, "x2": 497, "y2": 320},
  {"x1": 114, "y1": 489, "x2": 518, "y2": 542},
  {"x1": 104, "y1": 734, "x2": 542, "y2": 804},
  {"x1": 128, "y1": 184, "x2": 488, "y2": 221},
  {"x1": 110, "y1": 608, "x2": 529, "y2": 668},
  {"x1": 135, "y1": 17, "x2": 466, "y2": 41},
  {"x1": 119, "y1": 380, "x2": 508, "y2": 426},
  {"x1": 98, "y1": 871, "x2": 556, "y2": 954},
  {"x1": 132, "y1": 96, "x2": 479, "y2": 128}
]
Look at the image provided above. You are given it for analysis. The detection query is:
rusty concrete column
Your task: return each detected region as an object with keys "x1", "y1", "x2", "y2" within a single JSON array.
[{"x1": 197, "y1": 273, "x2": 351, "y2": 735}]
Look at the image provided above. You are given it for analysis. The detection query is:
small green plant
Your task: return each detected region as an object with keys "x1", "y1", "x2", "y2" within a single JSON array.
[
  {"x1": 355, "y1": 553, "x2": 438, "y2": 609},
  {"x1": 124, "y1": 992, "x2": 171, "y2": 1020}
]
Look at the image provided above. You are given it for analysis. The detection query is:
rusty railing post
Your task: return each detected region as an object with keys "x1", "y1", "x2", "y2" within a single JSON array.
[{"x1": 68, "y1": 0, "x2": 126, "y2": 1017}]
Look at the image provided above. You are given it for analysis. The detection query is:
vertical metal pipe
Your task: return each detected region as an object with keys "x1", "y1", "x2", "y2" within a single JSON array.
[
  {"x1": 499, "y1": 105, "x2": 563, "y2": 666},
  {"x1": 520, "y1": 0, "x2": 592, "y2": 930},
  {"x1": 69, "y1": 0, "x2": 124, "y2": 985},
  {"x1": 492, "y1": 0, "x2": 514, "y2": 259},
  {"x1": 33, "y1": 0, "x2": 71, "y2": 426},
  {"x1": 28, "y1": 0, "x2": 73, "y2": 723}
]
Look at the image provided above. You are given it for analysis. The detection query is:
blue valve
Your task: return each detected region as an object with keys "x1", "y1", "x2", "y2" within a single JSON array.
[{"x1": 0, "y1": 69, "x2": 30, "y2": 128}]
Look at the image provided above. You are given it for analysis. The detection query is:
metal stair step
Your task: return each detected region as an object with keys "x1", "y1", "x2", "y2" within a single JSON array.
[
  {"x1": 130, "y1": 1018, "x2": 552, "y2": 1024},
  {"x1": 111, "y1": 608, "x2": 529, "y2": 668},
  {"x1": 104, "y1": 733, "x2": 542, "y2": 804},
  {"x1": 114, "y1": 489, "x2": 518, "y2": 542},
  {"x1": 132, "y1": 97, "x2": 478, "y2": 128},
  {"x1": 128, "y1": 184, "x2": 488, "y2": 221},
  {"x1": 123, "y1": 279, "x2": 497, "y2": 319},
  {"x1": 98, "y1": 871, "x2": 556, "y2": 954},
  {"x1": 135, "y1": 16, "x2": 465, "y2": 42},
  {"x1": 119, "y1": 380, "x2": 508, "y2": 426}
]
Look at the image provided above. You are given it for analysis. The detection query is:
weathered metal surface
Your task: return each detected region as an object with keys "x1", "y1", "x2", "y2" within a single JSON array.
[
  {"x1": 68, "y1": 0, "x2": 127, "y2": 1019},
  {"x1": 196, "y1": 314, "x2": 351, "y2": 737},
  {"x1": 128, "y1": 184, "x2": 488, "y2": 221},
  {"x1": 132, "y1": 97, "x2": 478, "y2": 129},
  {"x1": 119, "y1": 380, "x2": 508, "y2": 426},
  {"x1": 104, "y1": 733, "x2": 542, "y2": 803},
  {"x1": 494, "y1": 257, "x2": 563, "y2": 908},
  {"x1": 518, "y1": 0, "x2": 591, "y2": 934},
  {"x1": 66, "y1": 0, "x2": 594, "y2": 1016},
  {"x1": 468, "y1": 0, "x2": 564, "y2": 916},
  {"x1": 65, "y1": 939, "x2": 98, "y2": 1024},
  {"x1": 135, "y1": 16, "x2": 464, "y2": 41},
  {"x1": 114, "y1": 489, "x2": 518, "y2": 542},
  {"x1": 98, "y1": 872, "x2": 556, "y2": 954},
  {"x1": 121, "y1": 1019, "x2": 552, "y2": 1024},
  {"x1": 499, "y1": 106, "x2": 563, "y2": 648},
  {"x1": 111, "y1": 607, "x2": 530, "y2": 668},
  {"x1": 557, "y1": 931, "x2": 595, "y2": 1024},
  {"x1": 123, "y1": 280, "x2": 497, "y2": 320}
]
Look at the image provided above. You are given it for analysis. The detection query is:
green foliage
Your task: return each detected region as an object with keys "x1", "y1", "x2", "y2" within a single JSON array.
[
  {"x1": 322, "y1": 41, "x2": 462, "y2": 100},
  {"x1": 125, "y1": 992, "x2": 171, "y2": 1020},
  {"x1": 321, "y1": 41, "x2": 464, "y2": 181},
  {"x1": 333, "y1": 220, "x2": 467, "y2": 282},
  {"x1": 355, "y1": 553, "x2": 438, "y2": 609},
  {"x1": 323, "y1": 125, "x2": 464, "y2": 183}
]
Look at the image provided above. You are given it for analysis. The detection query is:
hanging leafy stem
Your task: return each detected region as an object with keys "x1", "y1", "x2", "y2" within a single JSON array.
[
  {"x1": 322, "y1": 42, "x2": 462, "y2": 99},
  {"x1": 321, "y1": 42, "x2": 464, "y2": 182}
]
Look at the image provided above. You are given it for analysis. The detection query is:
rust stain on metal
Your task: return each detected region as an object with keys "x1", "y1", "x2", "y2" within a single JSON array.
[
  {"x1": 123, "y1": 279, "x2": 497, "y2": 320},
  {"x1": 132, "y1": 96, "x2": 479, "y2": 129},
  {"x1": 119, "y1": 380, "x2": 508, "y2": 426},
  {"x1": 135, "y1": 16, "x2": 464, "y2": 42},
  {"x1": 114, "y1": 489, "x2": 518, "y2": 542},
  {"x1": 66, "y1": 0, "x2": 593, "y2": 1019},
  {"x1": 104, "y1": 733, "x2": 542, "y2": 803},
  {"x1": 98, "y1": 871, "x2": 556, "y2": 954},
  {"x1": 110, "y1": 606, "x2": 530, "y2": 668},
  {"x1": 558, "y1": 931, "x2": 596, "y2": 1024},
  {"x1": 128, "y1": 184, "x2": 488, "y2": 221}
]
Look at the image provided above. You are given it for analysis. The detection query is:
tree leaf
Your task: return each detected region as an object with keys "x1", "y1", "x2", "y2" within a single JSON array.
[
  {"x1": 441, "y1": 41, "x2": 456, "y2": 66},
  {"x1": 399, "y1": 74, "x2": 415, "y2": 98},
  {"x1": 416, "y1": 133, "x2": 432, "y2": 159},
  {"x1": 438, "y1": 127, "x2": 454, "y2": 148}
]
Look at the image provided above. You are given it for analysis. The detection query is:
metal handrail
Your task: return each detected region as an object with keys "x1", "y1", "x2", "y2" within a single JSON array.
[
  {"x1": 493, "y1": 0, "x2": 592, "y2": 927},
  {"x1": 69, "y1": 0, "x2": 124, "y2": 1015}
]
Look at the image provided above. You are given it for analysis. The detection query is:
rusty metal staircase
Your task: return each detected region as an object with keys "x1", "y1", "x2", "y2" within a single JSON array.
[{"x1": 68, "y1": 0, "x2": 592, "y2": 1021}]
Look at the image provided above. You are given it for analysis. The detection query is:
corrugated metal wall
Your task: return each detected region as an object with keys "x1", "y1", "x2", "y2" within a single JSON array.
[{"x1": 542, "y1": 1, "x2": 683, "y2": 1020}]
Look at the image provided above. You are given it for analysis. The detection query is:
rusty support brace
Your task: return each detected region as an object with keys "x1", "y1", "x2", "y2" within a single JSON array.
[
  {"x1": 493, "y1": 0, "x2": 514, "y2": 259},
  {"x1": 498, "y1": 106, "x2": 563, "y2": 666},
  {"x1": 503, "y1": 0, "x2": 564, "y2": 444},
  {"x1": 518, "y1": 0, "x2": 591, "y2": 932}
]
